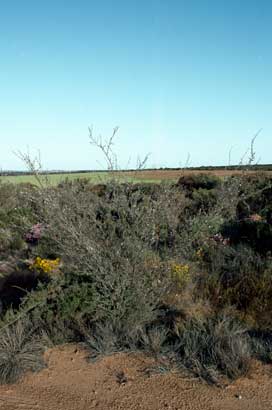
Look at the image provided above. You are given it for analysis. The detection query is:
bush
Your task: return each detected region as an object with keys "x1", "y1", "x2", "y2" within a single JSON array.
[
  {"x1": 190, "y1": 188, "x2": 218, "y2": 213},
  {"x1": 0, "y1": 267, "x2": 47, "y2": 315},
  {"x1": 177, "y1": 174, "x2": 221, "y2": 192},
  {"x1": 196, "y1": 244, "x2": 272, "y2": 327},
  {"x1": 17, "y1": 277, "x2": 98, "y2": 346},
  {"x1": 221, "y1": 219, "x2": 272, "y2": 255},
  {"x1": 236, "y1": 174, "x2": 272, "y2": 220},
  {"x1": 24, "y1": 181, "x2": 185, "y2": 325}
]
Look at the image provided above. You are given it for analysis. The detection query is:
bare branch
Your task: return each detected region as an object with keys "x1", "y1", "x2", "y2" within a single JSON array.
[
  {"x1": 89, "y1": 126, "x2": 119, "y2": 171},
  {"x1": 248, "y1": 128, "x2": 262, "y2": 166},
  {"x1": 136, "y1": 153, "x2": 151, "y2": 171},
  {"x1": 13, "y1": 148, "x2": 45, "y2": 187},
  {"x1": 237, "y1": 129, "x2": 262, "y2": 170},
  {"x1": 228, "y1": 146, "x2": 235, "y2": 167}
]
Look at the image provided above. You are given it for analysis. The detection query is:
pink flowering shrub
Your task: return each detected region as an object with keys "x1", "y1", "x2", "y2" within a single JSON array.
[
  {"x1": 212, "y1": 233, "x2": 230, "y2": 246},
  {"x1": 24, "y1": 223, "x2": 43, "y2": 244}
]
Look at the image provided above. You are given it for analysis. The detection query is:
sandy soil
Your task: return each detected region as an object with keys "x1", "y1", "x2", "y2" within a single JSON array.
[{"x1": 0, "y1": 345, "x2": 271, "y2": 410}]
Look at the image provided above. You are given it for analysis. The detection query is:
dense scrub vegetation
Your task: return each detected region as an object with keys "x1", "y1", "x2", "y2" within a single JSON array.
[{"x1": 0, "y1": 170, "x2": 271, "y2": 384}]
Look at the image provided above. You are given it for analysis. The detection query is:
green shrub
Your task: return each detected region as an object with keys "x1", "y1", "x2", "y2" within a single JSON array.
[
  {"x1": 177, "y1": 174, "x2": 221, "y2": 192},
  {"x1": 196, "y1": 244, "x2": 272, "y2": 328},
  {"x1": 236, "y1": 174, "x2": 272, "y2": 220},
  {"x1": 0, "y1": 267, "x2": 47, "y2": 315},
  {"x1": 24, "y1": 181, "x2": 183, "y2": 327},
  {"x1": 190, "y1": 188, "x2": 218, "y2": 213},
  {"x1": 221, "y1": 219, "x2": 272, "y2": 255},
  {"x1": 19, "y1": 278, "x2": 98, "y2": 345}
]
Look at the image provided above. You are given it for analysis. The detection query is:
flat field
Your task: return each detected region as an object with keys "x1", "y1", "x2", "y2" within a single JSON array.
[{"x1": 1, "y1": 168, "x2": 272, "y2": 185}]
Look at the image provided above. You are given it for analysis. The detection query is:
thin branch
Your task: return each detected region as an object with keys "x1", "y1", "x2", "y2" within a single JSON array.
[
  {"x1": 136, "y1": 153, "x2": 151, "y2": 171},
  {"x1": 89, "y1": 126, "x2": 119, "y2": 171},
  {"x1": 13, "y1": 148, "x2": 45, "y2": 187}
]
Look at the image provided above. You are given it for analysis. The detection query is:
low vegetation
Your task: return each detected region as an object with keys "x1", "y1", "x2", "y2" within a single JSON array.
[
  {"x1": 0, "y1": 138, "x2": 272, "y2": 386},
  {"x1": 0, "y1": 319, "x2": 45, "y2": 384}
]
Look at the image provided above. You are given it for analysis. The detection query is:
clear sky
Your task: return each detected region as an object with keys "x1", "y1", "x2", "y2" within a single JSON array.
[{"x1": 0, "y1": 0, "x2": 271, "y2": 170}]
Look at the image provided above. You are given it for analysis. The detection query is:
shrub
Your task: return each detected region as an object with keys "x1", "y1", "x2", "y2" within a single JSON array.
[
  {"x1": 170, "y1": 262, "x2": 191, "y2": 290},
  {"x1": 2, "y1": 138, "x2": 272, "y2": 386},
  {"x1": 177, "y1": 211, "x2": 225, "y2": 260},
  {"x1": 221, "y1": 219, "x2": 272, "y2": 255},
  {"x1": 177, "y1": 174, "x2": 221, "y2": 192},
  {"x1": 0, "y1": 267, "x2": 47, "y2": 314},
  {"x1": 190, "y1": 188, "x2": 218, "y2": 213},
  {"x1": 236, "y1": 174, "x2": 272, "y2": 220},
  {"x1": 23, "y1": 181, "x2": 185, "y2": 328},
  {"x1": 24, "y1": 223, "x2": 44, "y2": 244},
  {"x1": 195, "y1": 244, "x2": 272, "y2": 328},
  {"x1": 20, "y1": 277, "x2": 98, "y2": 345}
]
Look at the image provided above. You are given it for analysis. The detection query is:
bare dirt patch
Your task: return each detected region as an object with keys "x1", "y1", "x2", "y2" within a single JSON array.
[{"x1": 0, "y1": 344, "x2": 271, "y2": 410}]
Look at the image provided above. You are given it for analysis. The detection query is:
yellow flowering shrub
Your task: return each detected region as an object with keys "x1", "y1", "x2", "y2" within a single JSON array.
[
  {"x1": 31, "y1": 257, "x2": 61, "y2": 274},
  {"x1": 171, "y1": 263, "x2": 190, "y2": 289},
  {"x1": 196, "y1": 247, "x2": 204, "y2": 260}
]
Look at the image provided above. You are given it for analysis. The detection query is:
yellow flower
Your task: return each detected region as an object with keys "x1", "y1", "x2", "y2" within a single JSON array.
[
  {"x1": 171, "y1": 263, "x2": 190, "y2": 288},
  {"x1": 196, "y1": 248, "x2": 204, "y2": 259},
  {"x1": 31, "y1": 257, "x2": 61, "y2": 274}
]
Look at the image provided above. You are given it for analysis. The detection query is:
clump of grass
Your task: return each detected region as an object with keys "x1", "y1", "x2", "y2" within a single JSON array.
[
  {"x1": 139, "y1": 325, "x2": 169, "y2": 356},
  {"x1": 0, "y1": 319, "x2": 45, "y2": 384},
  {"x1": 82, "y1": 321, "x2": 170, "y2": 363},
  {"x1": 175, "y1": 316, "x2": 251, "y2": 383},
  {"x1": 83, "y1": 321, "x2": 129, "y2": 361},
  {"x1": 249, "y1": 329, "x2": 272, "y2": 363}
]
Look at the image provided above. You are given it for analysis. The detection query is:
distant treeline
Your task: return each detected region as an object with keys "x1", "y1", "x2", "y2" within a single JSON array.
[{"x1": 1, "y1": 163, "x2": 272, "y2": 176}]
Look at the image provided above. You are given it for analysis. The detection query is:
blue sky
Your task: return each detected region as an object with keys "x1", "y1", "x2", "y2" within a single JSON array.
[{"x1": 0, "y1": 0, "x2": 271, "y2": 170}]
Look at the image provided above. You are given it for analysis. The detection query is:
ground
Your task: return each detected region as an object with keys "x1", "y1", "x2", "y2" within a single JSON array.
[
  {"x1": 0, "y1": 345, "x2": 271, "y2": 410},
  {"x1": 1, "y1": 169, "x2": 272, "y2": 185}
]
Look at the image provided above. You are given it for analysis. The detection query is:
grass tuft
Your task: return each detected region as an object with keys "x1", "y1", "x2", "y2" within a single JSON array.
[
  {"x1": 175, "y1": 316, "x2": 251, "y2": 383},
  {"x1": 0, "y1": 319, "x2": 45, "y2": 384}
]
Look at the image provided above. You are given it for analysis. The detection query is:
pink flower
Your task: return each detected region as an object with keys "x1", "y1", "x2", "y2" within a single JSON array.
[
  {"x1": 24, "y1": 223, "x2": 43, "y2": 244},
  {"x1": 212, "y1": 233, "x2": 230, "y2": 246},
  {"x1": 249, "y1": 214, "x2": 263, "y2": 222}
]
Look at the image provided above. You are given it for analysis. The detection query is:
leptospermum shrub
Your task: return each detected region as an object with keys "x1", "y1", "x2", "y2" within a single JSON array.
[{"x1": 24, "y1": 180, "x2": 186, "y2": 333}]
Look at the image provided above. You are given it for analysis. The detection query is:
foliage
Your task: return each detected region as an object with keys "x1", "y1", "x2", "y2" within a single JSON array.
[
  {"x1": 0, "y1": 164, "x2": 272, "y2": 384},
  {"x1": 0, "y1": 319, "x2": 45, "y2": 384},
  {"x1": 175, "y1": 316, "x2": 251, "y2": 383},
  {"x1": 177, "y1": 174, "x2": 221, "y2": 192}
]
